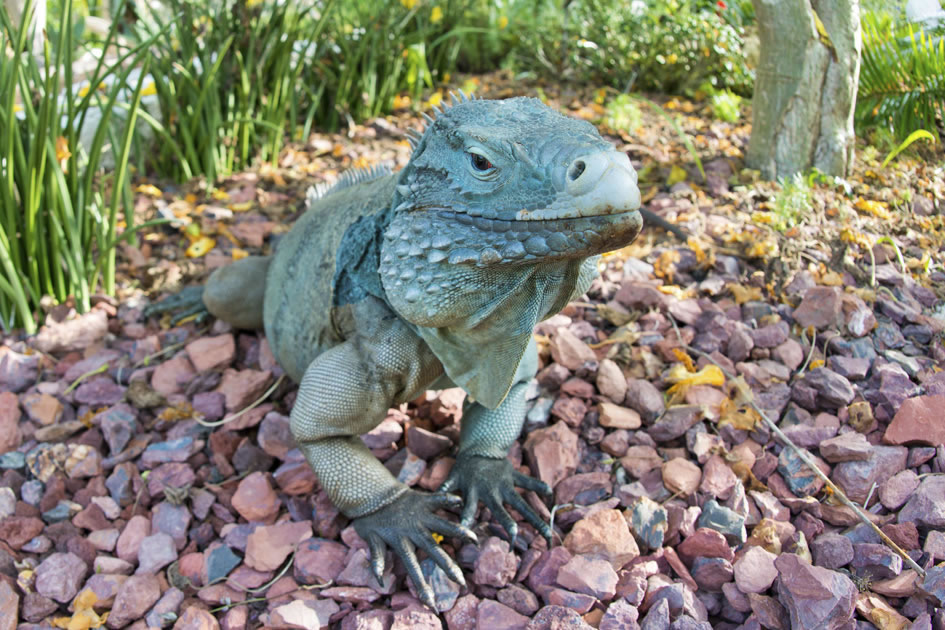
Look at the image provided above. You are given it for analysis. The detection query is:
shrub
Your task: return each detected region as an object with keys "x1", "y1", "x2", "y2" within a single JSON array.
[
  {"x1": 0, "y1": 0, "x2": 158, "y2": 333},
  {"x1": 857, "y1": 9, "x2": 945, "y2": 141},
  {"x1": 518, "y1": 0, "x2": 754, "y2": 95},
  {"x1": 130, "y1": 0, "x2": 332, "y2": 183},
  {"x1": 770, "y1": 174, "x2": 811, "y2": 232},
  {"x1": 709, "y1": 89, "x2": 742, "y2": 123},
  {"x1": 601, "y1": 94, "x2": 643, "y2": 133}
]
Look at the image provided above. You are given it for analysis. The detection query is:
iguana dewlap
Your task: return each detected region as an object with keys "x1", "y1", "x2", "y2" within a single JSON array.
[{"x1": 193, "y1": 94, "x2": 643, "y2": 606}]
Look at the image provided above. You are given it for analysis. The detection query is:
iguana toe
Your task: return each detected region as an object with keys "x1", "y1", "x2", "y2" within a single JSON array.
[
  {"x1": 143, "y1": 285, "x2": 210, "y2": 325},
  {"x1": 353, "y1": 490, "x2": 475, "y2": 609},
  {"x1": 440, "y1": 454, "x2": 553, "y2": 544}
]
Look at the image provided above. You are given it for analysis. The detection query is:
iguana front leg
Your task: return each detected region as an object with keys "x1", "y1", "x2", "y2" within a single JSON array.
[
  {"x1": 289, "y1": 313, "x2": 476, "y2": 607},
  {"x1": 440, "y1": 337, "x2": 553, "y2": 542}
]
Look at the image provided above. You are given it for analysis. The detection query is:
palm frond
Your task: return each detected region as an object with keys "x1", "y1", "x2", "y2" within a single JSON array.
[{"x1": 857, "y1": 13, "x2": 945, "y2": 140}]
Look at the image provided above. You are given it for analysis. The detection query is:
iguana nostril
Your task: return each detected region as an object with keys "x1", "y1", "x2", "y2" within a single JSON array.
[{"x1": 568, "y1": 160, "x2": 586, "y2": 181}]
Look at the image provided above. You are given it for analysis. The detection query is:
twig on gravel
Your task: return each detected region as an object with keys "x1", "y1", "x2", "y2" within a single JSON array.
[
  {"x1": 666, "y1": 315, "x2": 927, "y2": 578},
  {"x1": 130, "y1": 327, "x2": 211, "y2": 370},
  {"x1": 863, "y1": 481, "x2": 878, "y2": 510},
  {"x1": 549, "y1": 502, "x2": 574, "y2": 546},
  {"x1": 798, "y1": 327, "x2": 817, "y2": 374},
  {"x1": 195, "y1": 374, "x2": 286, "y2": 428},
  {"x1": 64, "y1": 362, "x2": 109, "y2": 394}
]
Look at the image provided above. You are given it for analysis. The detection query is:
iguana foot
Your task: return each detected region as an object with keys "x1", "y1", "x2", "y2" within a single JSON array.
[
  {"x1": 143, "y1": 286, "x2": 209, "y2": 325},
  {"x1": 353, "y1": 490, "x2": 477, "y2": 609},
  {"x1": 440, "y1": 454, "x2": 553, "y2": 543}
]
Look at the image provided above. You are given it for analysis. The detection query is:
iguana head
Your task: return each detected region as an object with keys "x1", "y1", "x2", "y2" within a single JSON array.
[
  {"x1": 380, "y1": 94, "x2": 642, "y2": 329},
  {"x1": 386, "y1": 94, "x2": 641, "y2": 261}
]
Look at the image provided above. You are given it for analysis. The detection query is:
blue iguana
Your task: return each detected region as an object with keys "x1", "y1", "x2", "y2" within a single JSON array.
[{"x1": 148, "y1": 94, "x2": 643, "y2": 606}]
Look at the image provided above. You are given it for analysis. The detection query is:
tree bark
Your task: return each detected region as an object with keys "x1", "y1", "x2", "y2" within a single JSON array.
[{"x1": 746, "y1": 0, "x2": 861, "y2": 180}]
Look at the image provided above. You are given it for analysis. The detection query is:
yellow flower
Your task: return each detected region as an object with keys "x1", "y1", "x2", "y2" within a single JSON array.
[
  {"x1": 141, "y1": 82, "x2": 157, "y2": 96},
  {"x1": 431, "y1": 6, "x2": 443, "y2": 23},
  {"x1": 13, "y1": 103, "x2": 23, "y2": 113},
  {"x1": 400, "y1": 0, "x2": 417, "y2": 8},
  {"x1": 55, "y1": 137, "x2": 72, "y2": 162},
  {"x1": 246, "y1": 0, "x2": 262, "y2": 7},
  {"x1": 666, "y1": 53, "x2": 678, "y2": 64},
  {"x1": 498, "y1": 15, "x2": 508, "y2": 29},
  {"x1": 78, "y1": 82, "x2": 105, "y2": 98}
]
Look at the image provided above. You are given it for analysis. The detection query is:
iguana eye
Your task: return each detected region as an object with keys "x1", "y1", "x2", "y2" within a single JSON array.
[{"x1": 469, "y1": 151, "x2": 494, "y2": 172}]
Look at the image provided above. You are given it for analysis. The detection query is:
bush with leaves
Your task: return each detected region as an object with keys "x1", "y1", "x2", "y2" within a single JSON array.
[
  {"x1": 857, "y1": 9, "x2": 945, "y2": 141},
  {"x1": 0, "y1": 0, "x2": 160, "y2": 333},
  {"x1": 518, "y1": 0, "x2": 753, "y2": 95},
  {"x1": 130, "y1": 0, "x2": 334, "y2": 183}
]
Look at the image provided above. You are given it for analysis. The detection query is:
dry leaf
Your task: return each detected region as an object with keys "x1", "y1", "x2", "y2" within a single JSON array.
[
  {"x1": 666, "y1": 364, "x2": 725, "y2": 394},
  {"x1": 185, "y1": 236, "x2": 215, "y2": 258}
]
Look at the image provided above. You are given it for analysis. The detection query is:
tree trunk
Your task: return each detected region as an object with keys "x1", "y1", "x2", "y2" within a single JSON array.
[{"x1": 746, "y1": 0, "x2": 861, "y2": 180}]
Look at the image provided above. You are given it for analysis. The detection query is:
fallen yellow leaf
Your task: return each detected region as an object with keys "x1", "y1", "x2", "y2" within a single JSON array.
[
  {"x1": 212, "y1": 189, "x2": 230, "y2": 201},
  {"x1": 426, "y1": 91, "x2": 443, "y2": 109},
  {"x1": 185, "y1": 236, "x2": 215, "y2": 258},
  {"x1": 232, "y1": 248, "x2": 249, "y2": 260},
  {"x1": 671, "y1": 347, "x2": 696, "y2": 373},
  {"x1": 666, "y1": 364, "x2": 725, "y2": 394},
  {"x1": 854, "y1": 198, "x2": 894, "y2": 220},
  {"x1": 667, "y1": 164, "x2": 687, "y2": 186},
  {"x1": 135, "y1": 184, "x2": 163, "y2": 198},
  {"x1": 727, "y1": 283, "x2": 763, "y2": 305}
]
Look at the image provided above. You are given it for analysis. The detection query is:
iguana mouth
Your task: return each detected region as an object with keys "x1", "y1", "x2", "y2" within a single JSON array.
[
  {"x1": 421, "y1": 207, "x2": 643, "y2": 266},
  {"x1": 515, "y1": 150, "x2": 641, "y2": 221}
]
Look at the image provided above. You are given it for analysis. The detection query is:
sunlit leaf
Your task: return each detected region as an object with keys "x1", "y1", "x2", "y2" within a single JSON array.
[
  {"x1": 881, "y1": 129, "x2": 936, "y2": 168},
  {"x1": 135, "y1": 184, "x2": 163, "y2": 198},
  {"x1": 185, "y1": 236, "x2": 215, "y2": 258},
  {"x1": 666, "y1": 364, "x2": 725, "y2": 394}
]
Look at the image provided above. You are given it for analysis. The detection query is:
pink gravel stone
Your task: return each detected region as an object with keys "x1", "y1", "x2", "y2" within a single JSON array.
[
  {"x1": 186, "y1": 333, "x2": 236, "y2": 372},
  {"x1": 557, "y1": 554, "x2": 618, "y2": 600},
  {"x1": 476, "y1": 599, "x2": 529, "y2": 630},
  {"x1": 563, "y1": 509, "x2": 639, "y2": 570},
  {"x1": 733, "y1": 546, "x2": 778, "y2": 594},
  {"x1": 474, "y1": 537, "x2": 519, "y2": 588},
  {"x1": 884, "y1": 395, "x2": 945, "y2": 447},
  {"x1": 231, "y1": 471, "x2": 280, "y2": 522}
]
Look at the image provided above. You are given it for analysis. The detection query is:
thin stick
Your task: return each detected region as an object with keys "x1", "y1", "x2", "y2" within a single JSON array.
[
  {"x1": 195, "y1": 373, "x2": 286, "y2": 428},
  {"x1": 667, "y1": 316, "x2": 927, "y2": 578}
]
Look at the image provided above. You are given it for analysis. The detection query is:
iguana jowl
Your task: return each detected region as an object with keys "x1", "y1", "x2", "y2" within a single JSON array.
[{"x1": 153, "y1": 94, "x2": 642, "y2": 606}]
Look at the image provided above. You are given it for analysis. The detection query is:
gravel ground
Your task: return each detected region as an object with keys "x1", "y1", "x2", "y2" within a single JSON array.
[{"x1": 1, "y1": 81, "x2": 944, "y2": 629}]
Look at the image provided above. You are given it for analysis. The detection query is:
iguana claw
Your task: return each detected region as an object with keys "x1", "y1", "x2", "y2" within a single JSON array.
[
  {"x1": 353, "y1": 489, "x2": 477, "y2": 609},
  {"x1": 440, "y1": 454, "x2": 553, "y2": 543},
  {"x1": 142, "y1": 285, "x2": 209, "y2": 325}
]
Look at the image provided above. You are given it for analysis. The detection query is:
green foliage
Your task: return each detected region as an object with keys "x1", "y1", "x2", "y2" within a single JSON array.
[
  {"x1": 708, "y1": 88, "x2": 742, "y2": 122},
  {"x1": 771, "y1": 174, "x2": 811, "y2": 232},
  {"x1": 306, "y1": 0, "x2": 486, "y2": 128},
  {"x1": 881, "y1": 129, "x2": 937, "y2": 167},
  {"x1": 0, "y1": 0, "x2": 160, "y2": 333},
  {"x1": 522, "y1": 0, "x2": 753, "y2": 95},
  {"x1": 131, "y1": 0, "x2": 332, "y2": 183},
  {"x1": 857, "y1": 10, "x2": 945, "y2": 141},
  {"x1": 602, "y1": 94, "x2": 642, "y2": 133}
]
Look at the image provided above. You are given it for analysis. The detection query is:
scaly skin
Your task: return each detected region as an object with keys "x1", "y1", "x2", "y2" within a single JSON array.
[{"x1": 178, "y1": 94, "x2": 643, "y2": 607}]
